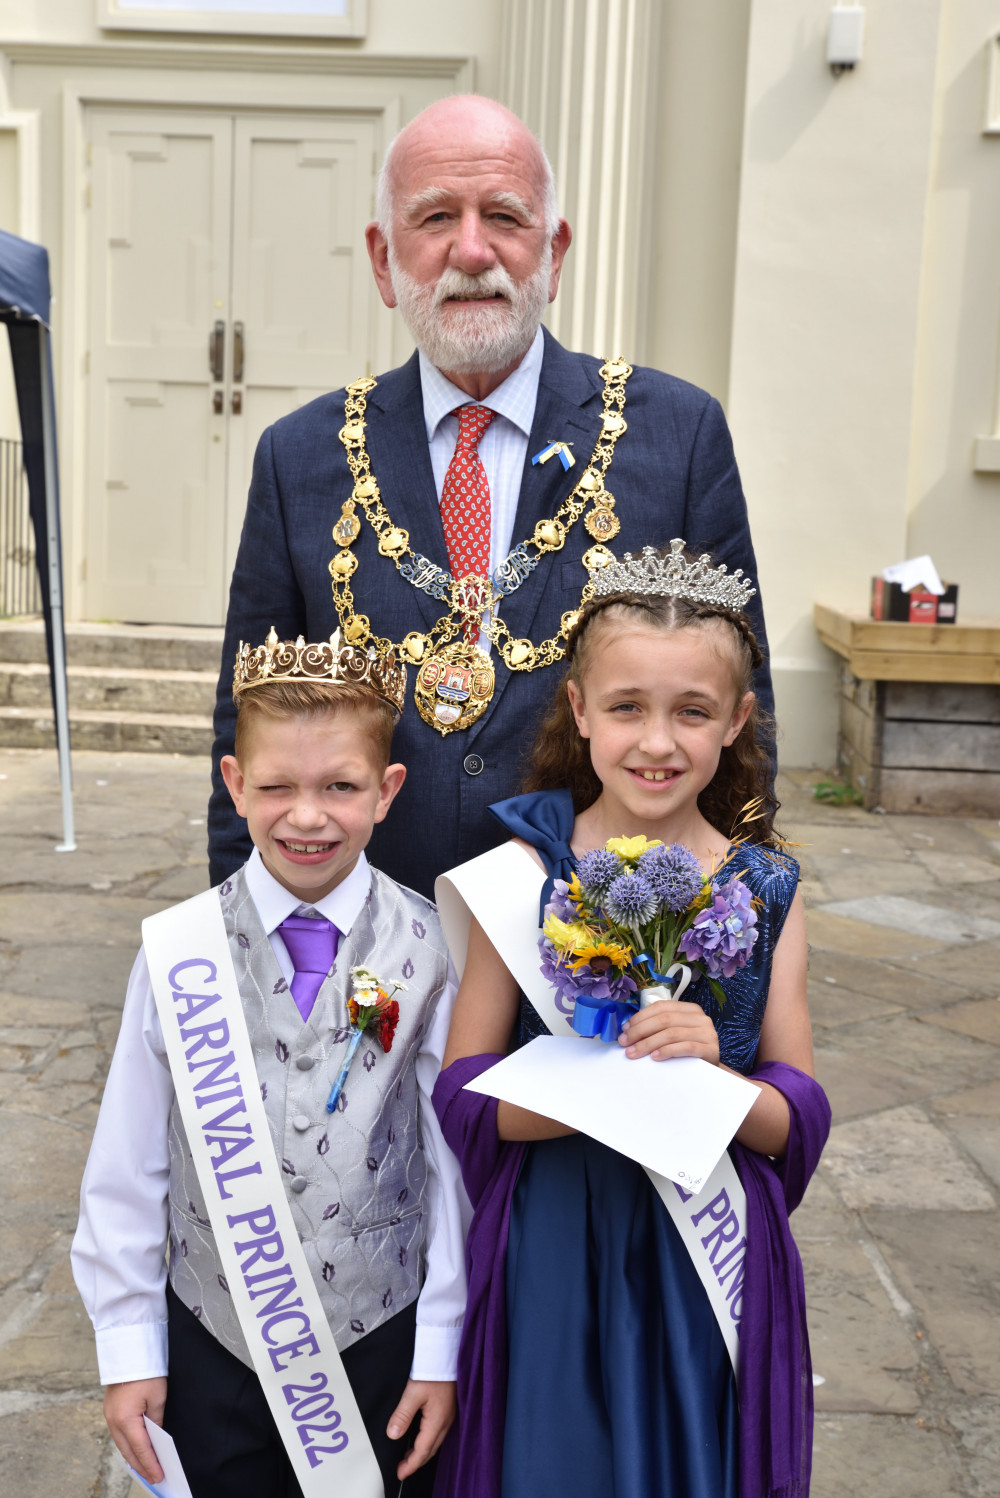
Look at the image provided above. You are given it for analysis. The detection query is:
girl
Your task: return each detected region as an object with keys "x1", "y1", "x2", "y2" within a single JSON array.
[{"x1": 432, "y1": 546, "x2": 831, "y2": 1498}]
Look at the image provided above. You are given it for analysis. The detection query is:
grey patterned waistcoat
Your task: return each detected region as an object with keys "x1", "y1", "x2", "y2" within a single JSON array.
[{"x1": 166, "y1": 863, "x2": 450, "y2": 1366}]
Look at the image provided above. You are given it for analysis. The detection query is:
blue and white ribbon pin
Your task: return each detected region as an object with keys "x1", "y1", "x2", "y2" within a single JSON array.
[{"x1": 532, "y1": 440, "x2": 575, "y2": 471}]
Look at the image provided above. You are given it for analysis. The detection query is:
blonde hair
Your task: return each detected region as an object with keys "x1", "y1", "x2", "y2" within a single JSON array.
[{"x1": 234, "y1": 680, "x2": 395, "y2": 770}]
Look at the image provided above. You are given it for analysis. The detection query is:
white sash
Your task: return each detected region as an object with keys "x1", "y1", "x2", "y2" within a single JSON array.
[
  {"x1": 436, "y1": 843, "x2": 747, "y2": 1375},
  {"x1": 143, "y1": 890, "x2": 383, "y2": 1498}
]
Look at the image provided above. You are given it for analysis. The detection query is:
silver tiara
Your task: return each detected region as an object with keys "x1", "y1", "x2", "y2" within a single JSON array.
[{"x1": 587, "y1": 539, "x2": 756, "y2": 612}]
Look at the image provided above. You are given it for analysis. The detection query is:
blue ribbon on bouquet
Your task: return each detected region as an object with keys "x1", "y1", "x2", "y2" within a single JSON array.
[
  {"x1": 634, "y1": 952, "x2": 677, "y2": 985},
  {"x1": 571, "y1": 994, "x2": 640, "y2": 1043}
]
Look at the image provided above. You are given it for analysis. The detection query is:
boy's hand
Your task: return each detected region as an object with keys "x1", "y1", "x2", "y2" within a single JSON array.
[
  {"x1": 387, "y1": 1377, "x2": 457, "y2": 1479},
  {"x1": 619, "y1": 1000, "x2": 720, "y2": 1065},
  {"x1": 103, "y1": 1378, "x2": 168, "y2": 1485}
]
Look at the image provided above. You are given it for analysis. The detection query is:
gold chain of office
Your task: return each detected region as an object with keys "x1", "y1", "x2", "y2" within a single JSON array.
[{"x1": 328, "y1": 356, "x2": 633, "y2": 734}]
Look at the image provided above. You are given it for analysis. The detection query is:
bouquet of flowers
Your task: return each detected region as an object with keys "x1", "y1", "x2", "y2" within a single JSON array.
[
  {"x1": 539, "y1": 835, "x2": 759, "y2": 1042},
  {"x1": 326, "y1": 965, "x2": 405, "y2": 1113}
]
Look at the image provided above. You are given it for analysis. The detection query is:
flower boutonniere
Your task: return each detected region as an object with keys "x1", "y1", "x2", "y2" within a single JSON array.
[{"x1": 326, "y1": 965, "x2": 406, "y2": 1114}]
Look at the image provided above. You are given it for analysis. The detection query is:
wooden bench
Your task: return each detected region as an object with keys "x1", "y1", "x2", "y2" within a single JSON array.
[{"x1": 813, "y1": 605, "x2": 1000, "y2": 816}]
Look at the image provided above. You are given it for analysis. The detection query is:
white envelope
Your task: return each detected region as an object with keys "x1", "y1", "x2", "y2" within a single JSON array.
[
  {"x1": 465, "y1": 1036, "x2": 759, "y2": 1194},
  {"x1": 113, "y1": 1418, "x2": 194, "y2": 1498}
]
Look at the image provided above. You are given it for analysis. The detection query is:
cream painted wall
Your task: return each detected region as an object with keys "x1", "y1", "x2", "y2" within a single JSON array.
[
  {"x1": 647, "y1": 0, "x2": 751, "y2": 404},
  {"x1": 906, "y1": 2, "x2": 1000, "y2": 614},
  {"x1": 0, "y1": 0, "x2": 501, "y2": 87},
  {"x1": 727, "y1": 0, "x2": 945, "y2": 767}
]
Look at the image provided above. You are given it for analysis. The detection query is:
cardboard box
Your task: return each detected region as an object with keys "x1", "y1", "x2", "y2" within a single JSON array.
[{"x1": 871, "y1": 577, "x2": 959, "y2": 625}]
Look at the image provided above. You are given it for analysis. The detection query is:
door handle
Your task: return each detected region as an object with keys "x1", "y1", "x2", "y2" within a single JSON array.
[
  {"x1": 231, "y1": 391, "x2": 242, "y2": 415},
  {"x1": 209, "y1": 319, "x2": 225, "y2": 381},
  {"x1": 233, "y1": 321, "x2": 245, "y2": 383}
]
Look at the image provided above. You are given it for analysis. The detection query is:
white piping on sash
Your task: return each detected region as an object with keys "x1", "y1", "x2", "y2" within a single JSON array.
[
  {"x1": 436, "y1": 843, "x2": 745, "y2": 1375},
  {"x1": 143, "y1": 889, "x2": 383, "y2": 1497}
]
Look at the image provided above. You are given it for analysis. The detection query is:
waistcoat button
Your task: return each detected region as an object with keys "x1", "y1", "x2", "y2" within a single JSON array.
[
  {"x1": 292, "y1": 1114, "x2": 311, "y2": 1132},
  {"x1": 291, "y1": 1175, "x2": 308, "y2": 1193},
  {"x1": 463, "y1": 753, "x2": 484, "y2": 776},
  {"x1": 295, "y1": 1055, "x2": 315, "y2": 1070}
]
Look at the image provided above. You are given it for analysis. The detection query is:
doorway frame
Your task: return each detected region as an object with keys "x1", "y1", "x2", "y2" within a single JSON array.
[{"x1": 49, "y1": 48, "x2": 473, "y2": 618}]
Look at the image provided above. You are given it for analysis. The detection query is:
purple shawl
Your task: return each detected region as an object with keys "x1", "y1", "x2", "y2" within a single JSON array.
[{"x1": 432, "y1": 1056, "x2": 830, "y2": 1498}]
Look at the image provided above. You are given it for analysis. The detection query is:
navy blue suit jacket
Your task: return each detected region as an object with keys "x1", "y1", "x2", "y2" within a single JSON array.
[{"x1": 209, "y1": 331, "x2": 772, "y2": 898}]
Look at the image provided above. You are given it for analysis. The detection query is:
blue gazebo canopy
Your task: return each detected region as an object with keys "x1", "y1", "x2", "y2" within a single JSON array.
[{"x1": 1, "y1": 227, "x2": 76, "y2": 850}]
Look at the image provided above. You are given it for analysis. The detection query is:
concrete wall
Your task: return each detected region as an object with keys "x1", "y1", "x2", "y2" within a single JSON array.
[
  {"x1": 726, "y1": 0, "x2": 947, "y2": 767},
  {"x1": 906, "y1": 2, "x2": 1000, "y2": 614},
  {"x1": 647, "y1": 0, "x2": 751, "y2": 405}
]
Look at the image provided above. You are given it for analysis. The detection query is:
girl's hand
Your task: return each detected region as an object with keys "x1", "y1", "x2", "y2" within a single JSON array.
[{"x1": 618, "y1": 1000, "x2": 720, "y2": 1065}]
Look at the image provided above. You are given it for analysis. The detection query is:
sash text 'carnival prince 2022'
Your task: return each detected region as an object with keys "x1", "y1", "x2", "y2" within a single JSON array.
[{"x1": 73, "y1": 626, "x2": 468, "y2": 1498}]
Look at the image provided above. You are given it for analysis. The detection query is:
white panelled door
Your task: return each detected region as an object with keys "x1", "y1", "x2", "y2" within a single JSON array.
[{"x1": 85, "y1": 107, "x2": 383, "y2": 625}]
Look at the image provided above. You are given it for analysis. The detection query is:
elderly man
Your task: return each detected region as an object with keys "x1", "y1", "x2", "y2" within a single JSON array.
[{"x1": 208, "y1": 94, "x2": 772, "y2": 897}]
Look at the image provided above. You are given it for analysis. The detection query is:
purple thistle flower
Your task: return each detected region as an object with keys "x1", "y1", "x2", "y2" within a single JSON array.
[
  {"x1": 576, "y1": 848, "x2": 620, "y2": 899},
  {"x1": 603, "y1": 871, "x2": 658, "y2": 925},
  {"x1": 637, "y1": 843, "x2": 703, "y2": 913},
  {"x1": 678, "y1": 876, "x2": 758, "y2": 979}
]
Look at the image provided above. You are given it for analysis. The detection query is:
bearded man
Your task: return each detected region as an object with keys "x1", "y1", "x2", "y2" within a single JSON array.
[{"x1": 208, "y1": 94, "x2": 772, "y2": 897}]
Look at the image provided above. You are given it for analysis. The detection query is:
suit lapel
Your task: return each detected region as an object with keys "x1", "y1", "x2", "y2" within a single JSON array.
[
  {"x1": 475, "y1": 332, "x2": 604, "y2": 728},
  {"x1": 363, "y1": 354, "x2": 446, "y2": 636}
]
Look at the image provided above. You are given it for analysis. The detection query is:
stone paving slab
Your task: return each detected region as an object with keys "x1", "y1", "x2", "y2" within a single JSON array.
[{"x1": 0, "y1": 750, "x2": 997, "y2": 1497}]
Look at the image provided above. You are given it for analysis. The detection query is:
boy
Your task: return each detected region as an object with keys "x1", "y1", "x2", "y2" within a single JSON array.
[{"x1": 72, "y1": 628, "x2": 468, "y2": 1498}]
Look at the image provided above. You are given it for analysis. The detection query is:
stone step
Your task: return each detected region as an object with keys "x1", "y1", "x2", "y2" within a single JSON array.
[
  {"x1": 1, "y1": 661, "x2": 217, "y2": 717},
  {"x1": 0, "y1": 704, "x2": 214, "y2": 755},
  {"x1": 0, "y1": 616, "x2": 225, "y2": 672},
  {"x1": 0, "y1": 616, "x2": 223, "y2": 754}
]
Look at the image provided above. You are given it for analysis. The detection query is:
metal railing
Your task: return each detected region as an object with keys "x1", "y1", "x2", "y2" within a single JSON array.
[{"x1": 0, "y1": 437, "x2": 41, "y2": 617}]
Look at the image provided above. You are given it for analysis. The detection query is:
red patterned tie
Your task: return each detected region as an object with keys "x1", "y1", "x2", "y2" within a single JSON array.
[{"x1": 440, "y1": 404, "x2": 494, "y2": 641}]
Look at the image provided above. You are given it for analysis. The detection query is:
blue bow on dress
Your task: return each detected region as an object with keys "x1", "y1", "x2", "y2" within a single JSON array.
[{"x1": 488, "y1": 789, "x2": 576, "y2": 924}]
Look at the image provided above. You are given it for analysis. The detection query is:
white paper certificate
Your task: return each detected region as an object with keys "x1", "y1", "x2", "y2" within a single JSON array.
[{"x1": 464, "y1": 1037, "x2": 759, "y2": 1194}]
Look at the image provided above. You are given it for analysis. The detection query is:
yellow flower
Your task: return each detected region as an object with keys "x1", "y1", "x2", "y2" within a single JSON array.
[
  {"x1": 687, "y1": 876, "x2": 714, "y2": 912},
  {"x1": 605, "y1": 834, "x2": 663, "y2": 862},
  {"x1": 569, "y1": 939, "x2": 633, "y2": 973},
  {"x1": 542, "y1": 914, "x2": 594, "y2": 953},
  {"x1": 567, "y1": 872, "x2": 587, "y2": 906}
]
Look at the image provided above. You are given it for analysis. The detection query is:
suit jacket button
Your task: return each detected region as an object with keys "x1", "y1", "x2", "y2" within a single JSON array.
[
  {"x1": 463, "y1": 754, "x2": 484, "y2": 776},
  {"x1": 295, "y1": 1055, "x2": 315, "y2": 1070},
  {"x1": 292, "y1": 1114, "x2": 311, "y2": 1132},
  {"x1": 291, "y1": 1175, "x2": 308, "y2": 1193}
]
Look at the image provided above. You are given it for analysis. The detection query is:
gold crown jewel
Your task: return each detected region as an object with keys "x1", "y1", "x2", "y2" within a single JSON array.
[
  {"x1": 587, "y1": 539, "x2": 757, "y2": 612},
  {"x1": 233, "y1": 627, "x2": 406, "y2": 718}
]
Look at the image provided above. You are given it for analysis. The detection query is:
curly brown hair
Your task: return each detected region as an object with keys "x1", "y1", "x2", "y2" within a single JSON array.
[{"x1": 522, "y1": 587, "x2": 781, "y2": 847}]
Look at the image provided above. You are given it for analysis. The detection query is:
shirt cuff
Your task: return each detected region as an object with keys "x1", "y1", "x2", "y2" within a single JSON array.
[
  {"x1": 95, "y1": 1322, "x2": 169, "y2": 1385},
  {"x1": 410, "y1": 1322, "x2": 462, "y2": 1382}
]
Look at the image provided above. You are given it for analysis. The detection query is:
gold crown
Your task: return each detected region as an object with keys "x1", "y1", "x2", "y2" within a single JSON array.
[
  {"x1": 588, "y1": 539, "x2": 756, "y2": 613},
  {"x1": 233, "y1": 627, "x2": 406, "y2": 718}
]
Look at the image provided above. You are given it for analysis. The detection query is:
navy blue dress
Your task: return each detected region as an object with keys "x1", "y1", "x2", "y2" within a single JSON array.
[{"x1": 491, "y1": 792, "x2": 799, "y2": 1498}]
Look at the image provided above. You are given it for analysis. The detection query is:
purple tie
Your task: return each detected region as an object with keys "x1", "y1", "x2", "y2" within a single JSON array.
[{"x1": 277, "y1": 914, "x2": 339, "y2": 1023}]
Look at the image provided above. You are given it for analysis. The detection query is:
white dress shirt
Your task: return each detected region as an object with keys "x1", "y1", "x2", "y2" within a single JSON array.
[
  {"x1": 71, "y1": 849, "x2": 469, "y2": 1385},
  {"x1": 420, "y1": 326, "x2": 545, "y2": 650}
]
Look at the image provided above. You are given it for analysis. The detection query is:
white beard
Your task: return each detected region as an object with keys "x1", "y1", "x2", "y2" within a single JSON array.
[{"x1": 388, "y1": 252, "x2": 551, "y2": 376}]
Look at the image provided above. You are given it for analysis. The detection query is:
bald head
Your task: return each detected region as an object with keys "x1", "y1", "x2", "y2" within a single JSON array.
[
  {"x1": 375, "y1": 95, "x2": 559, "y2": 243},
  {"x1": 365, "y1": 93, "x2": 571, "y2": 398}
]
